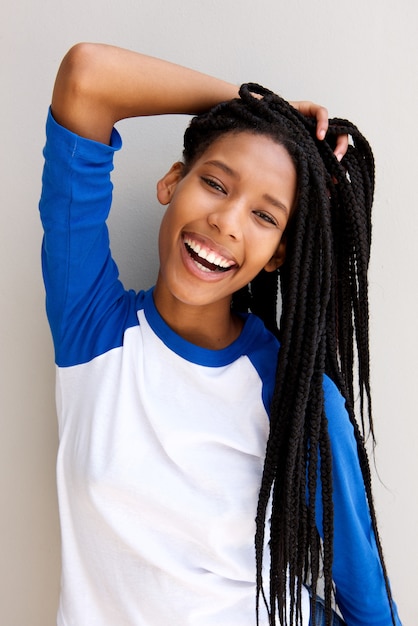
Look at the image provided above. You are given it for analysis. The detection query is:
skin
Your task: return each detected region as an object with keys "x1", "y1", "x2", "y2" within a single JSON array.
[{"x1": 154, "y1": 132, "x2": 297, "y2": 348}]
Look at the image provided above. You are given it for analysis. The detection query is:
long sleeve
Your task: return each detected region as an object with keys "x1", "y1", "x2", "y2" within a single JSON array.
[
  {"x1": 39, "y1": 110, "x2": 139, "y2": 367},
  {"x1": 316, "y1": 376, "x2": 402, "y2": 625}
]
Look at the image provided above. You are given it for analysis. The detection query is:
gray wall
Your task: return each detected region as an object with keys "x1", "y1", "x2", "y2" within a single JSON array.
[{"x1": 2, "y1": 0, "x2": 417, "y2": 623}]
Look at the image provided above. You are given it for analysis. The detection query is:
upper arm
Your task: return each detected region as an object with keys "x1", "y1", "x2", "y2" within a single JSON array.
[
  {"x1": 51, "y1": 43, "x2": 240, "y2": 145},
  {"x1": 51, "y1": 43, "x2": 116, "y2": 144}
]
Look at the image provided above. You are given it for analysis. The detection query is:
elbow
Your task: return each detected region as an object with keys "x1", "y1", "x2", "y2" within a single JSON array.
[{"x1": 52, "y1": 43, "x2": 101, "y2": 104}]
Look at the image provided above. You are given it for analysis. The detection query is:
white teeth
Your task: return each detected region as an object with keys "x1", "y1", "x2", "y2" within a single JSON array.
[{"x1": 185, "y1": 236, "x2": 234, "y2": 270}]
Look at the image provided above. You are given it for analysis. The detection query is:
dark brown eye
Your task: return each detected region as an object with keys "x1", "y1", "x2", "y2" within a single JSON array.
[
  {"x1": 253, "y1": 210, "x2": 277, "y2": 226},
  {"x1": 201, "y1": 177, "x2": 226, "y2": 193}
]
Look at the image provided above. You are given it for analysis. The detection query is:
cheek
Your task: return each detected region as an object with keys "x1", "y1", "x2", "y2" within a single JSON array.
[
  {"x1": 257, "y1": 231, "x2": 283, "y2": 257},
  {"x1": 157, "y1": 199, "x2": 190, "y2": 268},
  {"x1": 252, "y1": 233, "x2": 284, "y2": 271},
  {"x1": 157, "y1": 211, "x2": 173, "y2": 264}
]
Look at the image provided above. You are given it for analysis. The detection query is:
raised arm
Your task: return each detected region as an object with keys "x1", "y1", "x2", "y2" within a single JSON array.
[
  {"x1": 51, "y1": 43, "x2": 239, "y2": 144},
  {"x1": 51, "y1": 43, "x2": 346, "y2": 155}
]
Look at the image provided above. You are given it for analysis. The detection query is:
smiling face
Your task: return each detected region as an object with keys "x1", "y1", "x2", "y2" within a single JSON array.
[{"x1": 153, "y1": 131, "x2": 297, "y2": 325}]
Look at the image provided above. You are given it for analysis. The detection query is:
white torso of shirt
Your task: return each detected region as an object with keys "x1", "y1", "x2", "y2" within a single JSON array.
[{"x1": 56, "y1": 308, "x2": 310, "y2": 626}]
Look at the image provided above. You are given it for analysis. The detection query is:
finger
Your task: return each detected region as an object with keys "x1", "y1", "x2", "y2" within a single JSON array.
[
  {"x1": 289, "y1": 100, "x2": 329, "y2": 140},
  {"x1": 301, "y1": 102, "x2": 329, "y2": 140},
  {"x1": 334, "y1": 134, "x2": 349, "y2": 161},
  {"x1": 289, "y1": 101, "x2": 350, "y2": 160},
  {"x1": 312, "y1": 105, "x2": 329, "y2": 141}
]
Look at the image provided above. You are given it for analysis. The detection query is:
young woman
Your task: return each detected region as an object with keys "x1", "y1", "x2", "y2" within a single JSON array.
[{"x1": 39, "y1": 43, "x2": 401, "y2": 625}]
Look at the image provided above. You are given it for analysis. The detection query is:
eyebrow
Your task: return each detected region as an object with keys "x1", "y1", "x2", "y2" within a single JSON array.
[{"x1": 204, "y1": 159, "x2": 290, "y2": 216}]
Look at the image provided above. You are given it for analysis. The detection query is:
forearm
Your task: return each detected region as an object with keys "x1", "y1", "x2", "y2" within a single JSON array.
[{"x1": 51, "y1": 43, "x2": 239, "y2": 144}]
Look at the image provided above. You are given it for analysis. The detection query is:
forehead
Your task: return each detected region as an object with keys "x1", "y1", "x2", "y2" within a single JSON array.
[{"x1": 196, "y1": 131, "x2": 296, "y2": 185}]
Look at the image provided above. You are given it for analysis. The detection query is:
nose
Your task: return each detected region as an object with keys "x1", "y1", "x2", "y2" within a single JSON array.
[{"x1": 207, "y1": 201, "x2": 244, "y2": 241}]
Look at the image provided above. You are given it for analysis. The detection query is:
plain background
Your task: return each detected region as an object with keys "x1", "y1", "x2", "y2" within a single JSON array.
[{"x1": 1, "y1": 0, "x2": 417, "y2": 624}]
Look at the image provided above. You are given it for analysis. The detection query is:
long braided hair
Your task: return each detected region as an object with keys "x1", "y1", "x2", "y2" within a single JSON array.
[{"x1": 182, "y1": 84, "x2": 395, "y2": 625}]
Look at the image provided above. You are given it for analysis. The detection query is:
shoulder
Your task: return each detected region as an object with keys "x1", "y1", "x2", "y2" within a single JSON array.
[
  {"x1": 241, "y1": 314, "x2": 280, "y2": 415},
  {"x1": 242, "y1": 314, "x2": 280, "y2": 366}
]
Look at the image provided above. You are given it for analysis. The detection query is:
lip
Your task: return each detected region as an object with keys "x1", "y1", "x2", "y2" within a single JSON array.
[{"x1": 180, "y1": 232, "x2": 239, "y2": 281}]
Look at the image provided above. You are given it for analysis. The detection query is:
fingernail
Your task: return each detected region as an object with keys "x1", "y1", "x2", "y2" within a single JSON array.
[
  {"x1": 319, "y1": 129, "x2": 326, "y2": 140},
  {"x1": 336, "y1": 153, "x2": 343, "y2": 162}
]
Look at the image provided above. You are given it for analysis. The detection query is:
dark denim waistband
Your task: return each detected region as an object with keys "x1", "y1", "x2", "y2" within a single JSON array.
[{"x1": 309, "y1": 591, "x2": 346, "y2": 626}]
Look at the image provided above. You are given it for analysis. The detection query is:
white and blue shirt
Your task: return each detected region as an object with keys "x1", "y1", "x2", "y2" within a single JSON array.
[{"x1": 39, "y1": 109, "x2": 400, "y2": 626}]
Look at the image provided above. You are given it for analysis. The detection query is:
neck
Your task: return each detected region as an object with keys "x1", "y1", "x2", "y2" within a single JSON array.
[{"x1": 153, "y1": 280, "x2": 244, "y2": 350}]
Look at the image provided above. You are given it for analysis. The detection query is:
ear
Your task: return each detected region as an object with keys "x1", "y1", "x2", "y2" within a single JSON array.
[
  {"x1": 264, "y1": 238, "x2": 287, "y2": 272},
  {"x1": 156, "y1": 162, "x2": 184, "y2": 205}
]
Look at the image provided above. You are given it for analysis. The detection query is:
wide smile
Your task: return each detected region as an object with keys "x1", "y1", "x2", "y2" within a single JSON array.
[{"x1": 182, "y1": 233, "x2": 239, "y2": 275}]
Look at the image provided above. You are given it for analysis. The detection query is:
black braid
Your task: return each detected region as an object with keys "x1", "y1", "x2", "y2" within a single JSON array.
[{"x1": 182, "y1": 84, "x2": 396, "y2": 625}]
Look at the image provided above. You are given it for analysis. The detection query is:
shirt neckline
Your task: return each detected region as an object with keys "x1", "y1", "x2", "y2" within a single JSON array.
[{"x1": 142, "y1": 287, "x2": 264, "y2": 367}]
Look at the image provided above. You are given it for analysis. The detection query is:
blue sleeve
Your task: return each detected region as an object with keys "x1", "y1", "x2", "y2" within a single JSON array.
[
  {"x1": 315, "y1": 376, "x2": 402, "y2": 625},
  {"x1": 39, "y1": 109, "x2": 140, "y2": 367}
]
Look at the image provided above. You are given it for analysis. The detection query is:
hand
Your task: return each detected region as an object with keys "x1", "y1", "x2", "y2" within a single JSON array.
[{"x1": 289, "y1": 100, "x2": 348, "y2": 161}]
